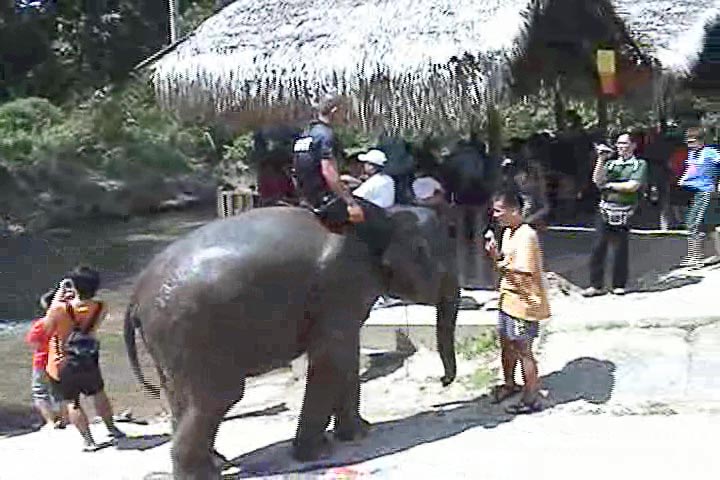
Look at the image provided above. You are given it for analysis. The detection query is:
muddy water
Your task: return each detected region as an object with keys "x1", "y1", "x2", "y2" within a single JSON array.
[{"x1": 0, "y1": 207, "x2": 216, "y2": 327}]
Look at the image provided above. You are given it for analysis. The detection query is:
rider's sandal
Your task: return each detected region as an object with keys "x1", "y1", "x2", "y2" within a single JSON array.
[{"x1": 490, "y1": 384, "x2": 522, "y2": 404}]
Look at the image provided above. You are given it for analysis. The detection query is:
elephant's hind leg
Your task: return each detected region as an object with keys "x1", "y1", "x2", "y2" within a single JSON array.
[{"x1": 171, "y1": 378, "x2": 245, "y2": 480}]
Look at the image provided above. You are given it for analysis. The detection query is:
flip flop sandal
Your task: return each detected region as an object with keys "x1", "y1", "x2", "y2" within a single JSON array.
[
  {"x1": 505, "y1": 399, "x2": 544, "y2": 415},
  {"x1": 490, "y1": 384, "x2": 522, "y2": 404}
]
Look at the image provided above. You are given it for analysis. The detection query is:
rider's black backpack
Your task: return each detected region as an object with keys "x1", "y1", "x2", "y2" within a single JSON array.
[
  {"x1": 378, "y1": 137, "x2": 417, "y2": 204},
  {"x1": 58, "y1": 302, "x2": 103, "y2": 375}
]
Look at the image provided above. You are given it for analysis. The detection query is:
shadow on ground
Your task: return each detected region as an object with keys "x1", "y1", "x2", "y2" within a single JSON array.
[
  {"x1": 632, "y1": 272, "x2": 703, "y2": 293},
  {"x1": 360, "y1": 330, "x2": 417, "y2": 383},
  {"x1": 0, "y1": 403, "x2": 42, "y2": 438},
  {"x1": 225, "y1": 356, "x2": 615, "y2": 478},
  {"x1": 115, "y1": 434, "x2": 171, "y2": 451}
]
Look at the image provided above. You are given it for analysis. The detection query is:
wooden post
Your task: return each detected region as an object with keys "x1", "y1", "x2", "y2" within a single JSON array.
[
  {"x1": 168, "y1": 0, "x2": 178, "y2": 43},
  {"x1": 553, "y1": 77, "x2": 566, "y2": 132},
  {"x1": 485, "y1": 104, "x2": 503, "y2": 159},
  {"x1": 597, "y1": 95, "x2": 608, "y2": 139}
]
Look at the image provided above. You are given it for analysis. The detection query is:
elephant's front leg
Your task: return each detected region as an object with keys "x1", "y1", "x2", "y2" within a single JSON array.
[
  {"x1": 332, "y1": 331, "x2": 371, "y2": 442},
  {"x1": 293, "y1": 329, "x2": 351, "y2": 461}
]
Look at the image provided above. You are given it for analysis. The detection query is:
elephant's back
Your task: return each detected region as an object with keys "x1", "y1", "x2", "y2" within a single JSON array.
[
  {"x1": 133, "y1": 207, "x2": 330, "y2": 306},
  {"x1": 154, "y1": 207, "x2": 324, "y2": 266}
]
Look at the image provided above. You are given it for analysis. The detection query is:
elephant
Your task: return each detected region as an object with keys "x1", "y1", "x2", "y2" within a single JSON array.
[{"x1": 124, "y1": 202, "x2": 460, "y2": 479}]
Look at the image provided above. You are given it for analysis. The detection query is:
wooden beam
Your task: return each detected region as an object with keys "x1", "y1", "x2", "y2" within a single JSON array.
[
  {"x1": 597, "y1": 95, "x2": 608, "y2": 138},
  {"x1": 486, "y1": 105, "x2": 503, "y2": 159},
  {"x1": 553, "y1": 77, "x2": 566, "y2": 131}
]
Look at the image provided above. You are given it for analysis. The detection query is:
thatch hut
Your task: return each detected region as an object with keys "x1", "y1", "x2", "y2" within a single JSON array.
[
  {"x1": 150, "y1": 0, "x2": 656, "y2": 137},
  {"x1": 508, "y1": 0, "x2": 656, "y2": 132},
  {"x1": 687, "y1": 13, "x2": 720, "y2": 108},
  {"x1": 612, "y1": 1, "x2": 720, "y2": 120},
  {"x1": 152, "y1": 0, "x2": 531, "y2": 135}
]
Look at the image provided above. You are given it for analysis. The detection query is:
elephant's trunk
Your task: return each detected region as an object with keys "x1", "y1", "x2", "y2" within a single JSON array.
[{"x1": 436, "y1": 283, "x2": 460, "y2": 387}]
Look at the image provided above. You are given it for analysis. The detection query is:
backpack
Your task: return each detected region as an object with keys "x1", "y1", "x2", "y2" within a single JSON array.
[
  {"x1": 377, "y1": 137, "x2": 417, "y2": 204},
  {"x1": 58, "y1": 302, "x2": 103, "y2": 375}
]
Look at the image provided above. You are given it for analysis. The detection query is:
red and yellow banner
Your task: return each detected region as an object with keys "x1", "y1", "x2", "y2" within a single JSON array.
[{"x1": 597, "y1": 49, "x2": 618, "y2": 96}]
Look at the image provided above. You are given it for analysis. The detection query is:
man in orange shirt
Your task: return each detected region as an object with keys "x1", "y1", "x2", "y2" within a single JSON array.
[
  {"x1": 484, "y1": 190, "x2": 550, "y2": 414},
  {"x1": 43, "y1": 266, "x2": 124, "y2": 451}
]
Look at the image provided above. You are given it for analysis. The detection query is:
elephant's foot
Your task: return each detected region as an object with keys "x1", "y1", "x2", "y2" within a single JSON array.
[
  {"x1": 292, "y1": 434, "x2": 332, "y2": 462},
  {"x1": 441, "y1": 373, "x2": 456, "y2": 387},
  {"x1": 334, "y1": 415, "x2": 371, "y2": 442},
  {"x1": 173, "y1": 457, "x2": 220, "y2": 480}
]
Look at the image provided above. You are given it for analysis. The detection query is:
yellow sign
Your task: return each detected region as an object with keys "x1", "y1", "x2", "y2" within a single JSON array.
[{"x1": 597, "y1": 49, "x2": 616, "y2": 75}]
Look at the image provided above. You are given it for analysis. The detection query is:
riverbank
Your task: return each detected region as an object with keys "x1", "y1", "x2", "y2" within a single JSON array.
[{"x1": 0, "y1": 206, "x2": 219, "y2": 430}]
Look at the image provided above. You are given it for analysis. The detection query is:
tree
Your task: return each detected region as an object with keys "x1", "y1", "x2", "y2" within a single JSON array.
[{"x1": 0, "y1": 1, "x2": 216, "y2": 104}]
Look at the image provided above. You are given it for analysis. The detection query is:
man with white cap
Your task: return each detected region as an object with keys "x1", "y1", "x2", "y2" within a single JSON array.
[{"x1": 353, "y1": 149, "x2": 396, "y2": 208}]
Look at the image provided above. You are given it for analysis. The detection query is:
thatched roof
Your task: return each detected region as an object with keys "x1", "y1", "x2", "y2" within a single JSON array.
[
  {"x1": 687, "y1": 14, "x2": 720, "y2": 98},
  {"x1": 151, "y1": 0, "x2": 547, "y2": 133},
  {"x1": 614, "y1": 0, "x2": 720, "y2": 76},
  {"x1": 149, "y1": 0, "x2": 674, "y2": 132}
]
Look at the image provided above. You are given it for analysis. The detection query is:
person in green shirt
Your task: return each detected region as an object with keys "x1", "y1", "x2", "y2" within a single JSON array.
[{"x1": 582, "y1": 133, "x2": 648, "y2": 297}]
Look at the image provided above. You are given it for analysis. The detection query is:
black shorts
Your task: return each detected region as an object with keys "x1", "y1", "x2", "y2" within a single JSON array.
[{"x1": 50, "y1": 364, "x2": 105, "y2": 402}]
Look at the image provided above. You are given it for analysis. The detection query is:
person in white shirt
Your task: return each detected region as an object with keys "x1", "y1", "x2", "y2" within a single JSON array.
[
  {"x1": 412, "y1": 172, "x2": 446, "y2": 207},
  {"x1": 353, "y1": 149, "x2": 396, "y2": 208}
]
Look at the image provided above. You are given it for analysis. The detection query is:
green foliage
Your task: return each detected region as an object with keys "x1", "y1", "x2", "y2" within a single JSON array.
[
  {"x1": 456, "y1": 332, "x2": 497, "y2": 360},
  {"x1": 0, "y1": 1, "x2": 216, "y2": 104},
  {"x1": 464, "y1": 366, "x2": 497, "y2": 390},
  {"x1": 0, "y1": 78, "x2": 214, "y2": 177},
  {"x1": 502, "y1": 87, "x2": 660, "y2": 142},
  {"x1": 222, "y1": 133, "x2": 254, "y2": 167},
  {"x1": 0, "y1": 97, "x2": 64, "y2": 163},
  {"x1": 177, "y1": 0, "x2": 217, "y2": 36},
  {"x1": 0, "y1": 97, "x2": 62, "y2": 132},
  {"x1": 333, "y1": 126, "x2": 376, "y2": 171}
]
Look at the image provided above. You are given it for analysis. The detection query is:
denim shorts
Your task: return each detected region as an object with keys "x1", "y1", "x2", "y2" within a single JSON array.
[
  {"x1": 497, "y1": 311, "x2": 539, "y2": 342},
  {"x1": 31, "y1": 368, "x2": 61, "y2": 406}
]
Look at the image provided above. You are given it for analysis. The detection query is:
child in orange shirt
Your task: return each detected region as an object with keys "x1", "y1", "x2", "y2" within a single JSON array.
[{"x1": 25, "y1": 290, "x2": 67, "y2": 428}]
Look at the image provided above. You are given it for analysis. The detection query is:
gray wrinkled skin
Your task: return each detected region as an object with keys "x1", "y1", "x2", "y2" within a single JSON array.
[{"x1": 124, "y1": 205, "x2": 459, "y2": 479}]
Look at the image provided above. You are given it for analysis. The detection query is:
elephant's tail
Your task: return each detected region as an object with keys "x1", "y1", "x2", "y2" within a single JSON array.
[{"x1": 123, "y1": 302, "x2": 161, "y2": 399}]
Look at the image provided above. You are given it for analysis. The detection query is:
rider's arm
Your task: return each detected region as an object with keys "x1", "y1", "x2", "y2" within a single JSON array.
[
  {"x1": 315, "y1": 126, "x2": 359, "y2": 207},
  {"x1": 321, "y1": 158, "x2": 357, "y2": 206}
]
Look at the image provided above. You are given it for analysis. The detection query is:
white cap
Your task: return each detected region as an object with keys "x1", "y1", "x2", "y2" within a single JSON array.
[{"x1": 357, "y1": 149, "x2": 388, "y2": 167}]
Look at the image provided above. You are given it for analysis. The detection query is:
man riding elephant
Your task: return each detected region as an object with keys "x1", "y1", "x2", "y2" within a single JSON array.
[{"x1": 292, "y1": 93, "x2": 364, "y2": 224}]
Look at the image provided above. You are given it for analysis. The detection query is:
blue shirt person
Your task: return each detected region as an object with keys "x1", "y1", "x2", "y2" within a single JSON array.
[{"x1": 677, "y1": 127, "x2": 720, "y2": 268}]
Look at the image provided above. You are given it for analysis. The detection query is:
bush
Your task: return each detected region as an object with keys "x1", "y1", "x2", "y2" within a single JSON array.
[
  {"x1": 0, "y1": 97, "x2": 62, "y2": 133},
  {"x1": 0, "y1": 79, "x2": 214, "y2": 177}
]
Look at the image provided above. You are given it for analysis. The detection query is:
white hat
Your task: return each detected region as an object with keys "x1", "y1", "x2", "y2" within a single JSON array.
[{"x1": 357, "y1": 149, "x2": 388, "y2": 167}]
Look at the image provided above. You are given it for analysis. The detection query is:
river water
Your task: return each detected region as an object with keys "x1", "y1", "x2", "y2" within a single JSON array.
[{"x1": 0, "y1": 207, "x2": 216, "y2": 328}]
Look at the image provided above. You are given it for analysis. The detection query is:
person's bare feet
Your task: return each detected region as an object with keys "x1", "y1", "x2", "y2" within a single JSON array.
[{"x1": 490, "y1": 384, "x2": 522, "y2": 404}]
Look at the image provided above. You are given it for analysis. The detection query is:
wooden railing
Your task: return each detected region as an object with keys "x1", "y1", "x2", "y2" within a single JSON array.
[{"x1": 217, "y1": 187, "x2": 256, "y2": 218}]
